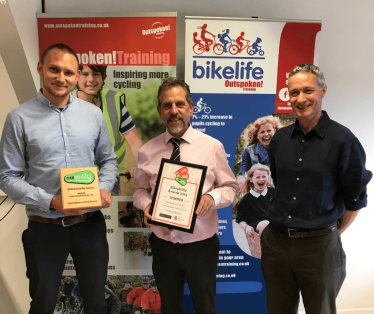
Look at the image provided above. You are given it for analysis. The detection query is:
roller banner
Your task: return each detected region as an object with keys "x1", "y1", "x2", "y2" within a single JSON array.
[
  {"x1": 185, "y1": 17, "x2": 321, "y2": 313},
  {"x1": 38, "y1": 13, "x2": 176, "y2": 311}
]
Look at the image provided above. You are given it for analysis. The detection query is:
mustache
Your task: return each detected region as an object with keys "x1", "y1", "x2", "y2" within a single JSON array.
[{"x1": 169, "y1": 114, "x2": 181, "y2": 119}]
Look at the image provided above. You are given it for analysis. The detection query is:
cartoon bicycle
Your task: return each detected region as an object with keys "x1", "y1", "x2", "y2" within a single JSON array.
[
  {"x1": 194, "y1": 98, "x2": 211, "y2": 114},
  {"x1": 249, "y1": 46, "x2": 265, "y2": 56},
  {"x1": 229, "y1": 39, "x2": 252, "y2": 55},
  {"x1": 217, "y1": 29, "x2": 235, "y2": 53},
  {"x1": 248, "y1": 37, "x2": 265, "y2": 56},
  {"x1": 193, "y1": 36, "x2": 225, "y2": 55}
]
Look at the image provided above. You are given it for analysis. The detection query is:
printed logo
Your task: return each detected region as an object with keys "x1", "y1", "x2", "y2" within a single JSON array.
[
  {"x1": 174, "y1": 216, "x2": 178, "y2": 221},
  {"x1": 192, "y1": 24, "x2": 265, "y2": 56},
  {"x1": 142, "y1": 22, "x2": 171, "y2": 39},
  {"x1": 194, "y1": 98, "x2": 211, "y2": 114},
  {"x1": 279, "y1": 87, "x2": 290, "y2": 102},
  {"x1": 175, "y1": 167, "x2": 189, "y2": 186},
  {"x1": 159, "y1": 213, "x2": 172, "y2": 219},
  {"x1": 64, "y1": 171, "x2": 95, "y2": 184}
]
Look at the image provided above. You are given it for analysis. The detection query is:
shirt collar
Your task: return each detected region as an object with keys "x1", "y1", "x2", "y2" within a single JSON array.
[
  {"x1": 256, "y1": 141, "x2": 267, "y2": 153},
  {"x1": 292, "y1": 110, "x2": 330, "y2": 138},
  {"x1": 164, "y1": 123, "x2": 194, "y2": 145},
  {"x1": 37, "y1": 89, "x2": 74, "y2": 109},
  {"x1": 250, "y1": 186, "x2": 268, "y2": 198}
]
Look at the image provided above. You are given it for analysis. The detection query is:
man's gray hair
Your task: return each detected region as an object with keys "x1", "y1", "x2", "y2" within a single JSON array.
[
  {"x1": 288, "y1": 64, "x2": 325, "y2": 89},
  {"x1": 157, "y1": 77, "x2": 192, "y2": 107}
]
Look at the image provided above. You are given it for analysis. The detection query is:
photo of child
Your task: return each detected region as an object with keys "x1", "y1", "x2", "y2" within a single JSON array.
[{"x1": 233, "y1": 164, "x2": 274, "y2": 258}]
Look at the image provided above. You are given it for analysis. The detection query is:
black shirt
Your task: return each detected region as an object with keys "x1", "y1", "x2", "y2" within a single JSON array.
[
  {"x1": 268, "y1": 111, "x2": 372, "y2": 230},
  {"x1": 236, "y1": 187, "x2": 275, "y2": 229}
]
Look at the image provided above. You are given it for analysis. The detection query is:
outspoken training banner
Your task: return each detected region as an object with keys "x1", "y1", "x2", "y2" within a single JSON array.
[
  {"x1": 185, "y1": 16, "x2": 321, "y2": 313},
  {"x1": 38, "y1": 12, "x2": 176, "y2": 305}
]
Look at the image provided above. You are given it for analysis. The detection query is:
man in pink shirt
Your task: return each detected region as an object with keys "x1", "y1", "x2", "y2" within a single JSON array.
[{"x1": 133, "y1": 77, "x2": 238, "y2": 314}]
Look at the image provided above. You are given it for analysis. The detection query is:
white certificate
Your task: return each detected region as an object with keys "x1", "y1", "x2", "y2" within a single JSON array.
[{"x1": 149, "y1": 159, "x2": 207, "y2": 233}]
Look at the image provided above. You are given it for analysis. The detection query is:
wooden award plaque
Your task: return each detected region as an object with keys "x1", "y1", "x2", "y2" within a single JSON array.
[{"x1": 60, "y1": 167, "x2": 102, "y2": 210}]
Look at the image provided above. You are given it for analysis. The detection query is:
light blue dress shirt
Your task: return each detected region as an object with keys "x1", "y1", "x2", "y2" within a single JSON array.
[{"x1": 0, "y1": 91, "x2": 118, "y2": 218}]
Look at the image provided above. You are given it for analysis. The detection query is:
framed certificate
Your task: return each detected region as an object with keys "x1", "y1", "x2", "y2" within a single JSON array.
[{"x1": 148, "y1": 159, "x2": 207, "y2": 233}]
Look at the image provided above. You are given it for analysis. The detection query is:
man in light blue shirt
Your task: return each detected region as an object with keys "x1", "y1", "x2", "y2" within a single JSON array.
[{"x1": 0, "y1": 44, "x2": 117, "y2": 314}]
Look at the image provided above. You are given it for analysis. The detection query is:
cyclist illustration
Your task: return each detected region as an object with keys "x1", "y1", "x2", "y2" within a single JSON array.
[
  {"x1": 218, "y1": 29, "x2": 233, "y2": 53},
  {"x1": 193, "y1": 32, "x2": 201, "y2": 45},
  {"x1": 236, "y1": 32, "x2": 249, "y2": 50},
  {"x1": 193, "y1": 25, "x2": 226, "y2": 55},
  {"x1": 249, "y1": 37, "x2": 265, "y2": 56},
  {"x1": 194, "y1": 98, "x2": 211, "y2": 114},
  {"x1": 197, "y1": 23, "x2": 215, "y2": 51},
  {"x1": 230, "y1": 31, "x2": 252, "y2": 55}
]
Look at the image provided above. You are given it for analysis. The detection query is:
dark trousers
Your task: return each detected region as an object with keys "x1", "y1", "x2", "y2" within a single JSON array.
[
  {"x1": 22, "y1": 211, "x2": 109, "y2": 314},
  {"x1": 261, "y1": 224, "x2": 346, "y2": 314},
  {"x1": 149, "y1": 233, "x2": 219, "y2": 314}
]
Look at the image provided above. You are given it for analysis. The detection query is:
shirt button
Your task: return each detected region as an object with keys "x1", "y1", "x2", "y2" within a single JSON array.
[
  {"x1": 299, "y1": 158, "x2": 302, "y2": 161},
  {"x1": 293, "y1": 197, "x2": 296, "y2": 200},
  {"x1": 288, "y1": 215, "x2": 292, "y2": 218},
  {"x1": 296, "y1": 178, "x2": 300, "y2": 181},
  {"x1": 63, "y1": 133, "x2": 66, "y2": 136},
  {"x1": 66, "y1": 153, "x2": 69, "y2": 156},
  {"x1": 302, "y1": 139, "x2": 305, "y2": 142}
]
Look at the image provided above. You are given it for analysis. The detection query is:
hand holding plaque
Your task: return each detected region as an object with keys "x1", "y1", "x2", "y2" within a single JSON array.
[
  {"x1": 60, "y1": 167, "x2": 102, "y2": 211},
  {"x1": 148, "y1": 159, "x2": 207, "y2": 233}
]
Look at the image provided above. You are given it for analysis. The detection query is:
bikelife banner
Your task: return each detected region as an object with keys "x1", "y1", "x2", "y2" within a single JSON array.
[
  {"x1": 37, "y1": 12, "x2": 176, "y2": 303},
  {"x1": 185, "y1": 17, "x2": 321, "y2": 313}
]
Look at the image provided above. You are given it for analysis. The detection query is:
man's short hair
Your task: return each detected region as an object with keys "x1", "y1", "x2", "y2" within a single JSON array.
[
  {"x1": 40, "y1": 43, "x2": 79, "y2": 69},
  {"x1": 78, "y1": 65, "x2": 107, "y2": 81},
  {"x1": 157, "y1": 77, "x2": 192, "y2": 107},
  {"x1": 288, "y1": 64, "x2": 325, "y2": 89}
]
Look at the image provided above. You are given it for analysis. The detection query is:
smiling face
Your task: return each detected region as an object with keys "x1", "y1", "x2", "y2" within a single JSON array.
[
  {"x1": 288, "y1": 72, "x2": 327, "y2": 122},
  {"x1": 250, "y1": 169, "x2": 270, "y2": 194},
  {"x1": 151, "y1": 286, "x2": 158, "y2": 293},
  {"x1": 37, "y1": 48, "x2": 79, "y2": 105},
  {"x1": 142, "y1": 283, "x2": 150, "y2": 290},
  {"x1": 78, "y1": 65, "x2": 103, "y2": 95},
  {"x1": 256, "y1": 122, "x2": 275, "y2": 149},
  {"x1": 157, "y1": 86, "x2": 194, "y2": 137}
]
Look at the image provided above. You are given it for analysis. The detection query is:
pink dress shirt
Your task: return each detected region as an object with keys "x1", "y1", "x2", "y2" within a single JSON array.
[{"x1": 133, "y1": 125, "x2": 239, "y2": 244}]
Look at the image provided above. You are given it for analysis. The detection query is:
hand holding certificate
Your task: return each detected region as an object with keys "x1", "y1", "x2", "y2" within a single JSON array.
[{"x1": 148, "y1": 159, "x2": 207, "y2": 233}]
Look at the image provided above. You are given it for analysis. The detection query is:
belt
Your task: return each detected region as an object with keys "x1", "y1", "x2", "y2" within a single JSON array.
[
  {"x1": 272, "y1": 223, "x2": 338, "y2": 238},
  {"x1": 29, "y1": 211, "x2": 98, "y2": 227}
]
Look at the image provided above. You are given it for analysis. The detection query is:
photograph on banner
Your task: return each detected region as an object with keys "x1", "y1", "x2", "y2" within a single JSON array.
[
  {"x1": 118, "y1": 201, "x2": 147, "y2": 228},
  {"x1": 37, "y1": 16, "x2": 177, "y2": 196},
  {"x1": 55, "y1": 275, "x2": 157, "y2": 314},
  {"x1": 232, "y1": 113, "x2": 296, "y2": 258},
  {"x1": 55, "y1": 276, "x2": 82, "y2": 313},
  {"x1": 124, "y1": 231, "x2": 153, "y2": 269},
  {"x1": 108, "y1": 275, "x2": 159, "y2": 314}
]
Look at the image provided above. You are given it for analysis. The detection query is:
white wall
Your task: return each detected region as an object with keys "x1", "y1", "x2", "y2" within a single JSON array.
[
  {"x1": 0, "y1": 54, "x2": 31, "y2": 314},
  {"x1": 1, "y1": 0, "x2": 373, "y2": 312}
]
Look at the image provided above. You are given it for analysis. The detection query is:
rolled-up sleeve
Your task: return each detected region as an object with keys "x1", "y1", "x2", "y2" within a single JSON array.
[{"x1": 339, "y1": 137, "x2": 372, "y2": 211}]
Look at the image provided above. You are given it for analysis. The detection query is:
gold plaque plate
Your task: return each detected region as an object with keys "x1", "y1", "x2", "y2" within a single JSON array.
[{"x1": 60, "y1": 167, "x2": 102, "y2": 210}]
